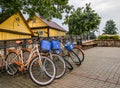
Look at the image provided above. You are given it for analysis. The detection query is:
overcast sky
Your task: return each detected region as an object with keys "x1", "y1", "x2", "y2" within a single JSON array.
[{"x1": 53, "y1": 0, "x2": 120, "y2": 35}]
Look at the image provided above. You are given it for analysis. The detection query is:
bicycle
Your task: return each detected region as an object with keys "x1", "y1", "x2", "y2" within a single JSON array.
[
  {"x1": 66, "y1": 37, "x2": 85, "y2": 62},
  {"x1": 60, "y1": 38, "x2": 81, "y2": 66},
  {"x1": 39, "y1": 39, "x2": 67, "y2": 79},
  {"x1": 5, "y1": 39, "x2": 56, "y2": 86},
  {"x1": 51, "y1": 38, "x2": 73, "y2": 71},
  {"x1": 15, "y1": 38, "x2": 67, "y2": 79}
]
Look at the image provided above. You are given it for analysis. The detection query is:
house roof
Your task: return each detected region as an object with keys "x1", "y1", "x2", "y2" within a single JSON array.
[
  {"x1": 18, "y1": 12, "x2": 34, "y2": 35},
  {"x1": 40, "y1": 17, "x2": 67, "y2": 32},
  {"x1": 0, "y1": 11, "x2": 34, "y2": 35},
  {"x1": 30, "y1": 15, "x2": 67, "y2": 32}
]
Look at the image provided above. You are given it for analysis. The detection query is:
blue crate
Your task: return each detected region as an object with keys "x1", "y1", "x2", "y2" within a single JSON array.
[
  {"x1": 51, "y1": 40, "x2": 61, "y2": 50},
  {"x1": 65, "y1": 42, "x2": 74, "y2": 51},
  {"x1": 40, "y1": 40, "x2": 51, "y2": 51}
]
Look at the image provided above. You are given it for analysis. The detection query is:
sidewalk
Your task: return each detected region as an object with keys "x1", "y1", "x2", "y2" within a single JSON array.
[{"x1": 1, "y1": 47, "x2": 120, "y2": 88}]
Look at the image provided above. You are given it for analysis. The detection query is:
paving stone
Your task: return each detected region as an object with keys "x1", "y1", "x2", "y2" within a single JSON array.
[{"x1": 0, "y1": 47, "x2": 120, "y2": 88}]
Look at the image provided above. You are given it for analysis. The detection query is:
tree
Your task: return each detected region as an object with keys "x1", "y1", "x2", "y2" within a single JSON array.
[
  {"x1": 63, "y1": 3, "x2": 101, "y2": 35},
  {"x1": 0, "y1": 0, "x2": 73, "y2": 20},
  {"x1": 103, "y1": 19, "x2": 118, "y2": 34}
]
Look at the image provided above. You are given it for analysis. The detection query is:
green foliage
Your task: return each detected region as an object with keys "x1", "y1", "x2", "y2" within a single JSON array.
[
  {"x1": 103, "y1": 19, "x2": 118, "y2": 34},
  {"x1": 0, "y1": 0, "x2": 23, "y2": 22},
  {"x1": 98, "y1": 34, "x2": 120, "y2": 40},
  {"x1": 63, "y1": 3, "x2": 101, "y2": 35},
  {"x1": 0, "y1": 0, "x2": 73, "y2": 21}
]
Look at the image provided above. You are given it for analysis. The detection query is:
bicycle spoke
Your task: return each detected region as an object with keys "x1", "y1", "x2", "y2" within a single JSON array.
[{"x1": 29, "y1": 56, "x2": 56, "y2": 86}]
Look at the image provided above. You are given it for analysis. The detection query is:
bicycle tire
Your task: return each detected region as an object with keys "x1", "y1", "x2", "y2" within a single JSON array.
[
  {"x1": 69, "y1": 50, "x2": 81, "y2": 66},
  {"x1": 29, "y1": 55, "x2": 56, "y2": 86},
  {"x1": 73, "y1": 47, "x2": 85, "y2": 62},
  {"x1": 5, "y1": 52, "x2": 19, "y2": 76},
  {"x1": 51, "y1": 54, "x2": 66, "y2": 79},
  {"x1": 63, "y1": 56, "x2": 73, "y2": 70}
]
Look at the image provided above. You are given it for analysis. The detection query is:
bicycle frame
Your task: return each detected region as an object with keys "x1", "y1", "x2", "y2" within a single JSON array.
[{"x1": 15, "y1": 43, "x2": 42, "y2": 71}]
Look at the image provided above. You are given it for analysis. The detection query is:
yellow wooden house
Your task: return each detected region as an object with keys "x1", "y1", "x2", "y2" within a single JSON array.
[
  {"x1": 27, "y1": 15, "x2": 67, "y2": 37},
  {"x1": 0, "y1": 12, "x2": 33, "y2": 41}
]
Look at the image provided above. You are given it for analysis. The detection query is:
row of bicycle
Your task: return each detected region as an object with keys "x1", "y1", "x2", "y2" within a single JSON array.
[{"x1": 4, "y1": 37, "x2": 84, "y2": 86}]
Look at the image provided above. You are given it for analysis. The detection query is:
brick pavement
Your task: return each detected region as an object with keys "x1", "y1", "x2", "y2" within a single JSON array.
[{"x1": 0, "y1": 47, "x2": 120, "y2": 88}]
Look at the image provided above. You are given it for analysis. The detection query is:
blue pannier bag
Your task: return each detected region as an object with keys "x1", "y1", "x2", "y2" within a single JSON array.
[
  {"x1": 40, "y1": 40, "x2": 51, "y2": 51},
  {"x1": 51, "y1": 40, "x2": 61, "y2": 50},
  {"x1": 65, "y1": 42, "x2": 74, "y2": 51}
]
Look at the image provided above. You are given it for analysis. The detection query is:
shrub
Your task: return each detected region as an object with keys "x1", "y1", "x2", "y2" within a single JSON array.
[{"x1": 97, "y1": 34, "x2": 120, "y2": 40}]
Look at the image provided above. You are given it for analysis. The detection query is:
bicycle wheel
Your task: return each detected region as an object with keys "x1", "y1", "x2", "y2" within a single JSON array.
[
  {"x1": 29, "y1": 55, "x2": 56, "y2": 86},
  {"x1": 62, "y1": 56, "x2": 73, "y2": 70},
  {"x1": 51, "y1": 54, "x2": 66, "y2": 79},
  {"x1": 73, "y1": 47, "x2": 84, "y2": 62},
  {"x1": 69, "y1": 50, "x2": 81, "y2": 66},
  {"x1": 23, "y1": 51, "x2": 30, "y2": 64},
  {"x1": 5, "y1": 52, "x2": 19, "y2": 76}
]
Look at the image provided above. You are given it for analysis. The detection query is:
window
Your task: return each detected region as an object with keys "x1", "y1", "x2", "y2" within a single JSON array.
[{"x1": 38, "y1": 30, "x2": 44, "y2": 36}]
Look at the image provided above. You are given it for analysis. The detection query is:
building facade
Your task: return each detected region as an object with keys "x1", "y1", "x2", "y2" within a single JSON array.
[
  {"x1": 0, "y1": 12, "x2": 33, "y2": 41},
  {"x1": 27, "y1": 15, "x2": 66, "y2": 37}
]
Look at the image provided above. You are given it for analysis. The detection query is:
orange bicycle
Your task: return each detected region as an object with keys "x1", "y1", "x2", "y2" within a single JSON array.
[{"x1": 5, "y1": 40, "x2": 56, "y2": 86}]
